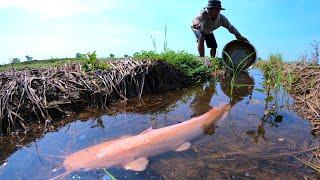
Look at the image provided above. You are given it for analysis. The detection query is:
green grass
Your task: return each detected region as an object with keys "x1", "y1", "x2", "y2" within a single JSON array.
[
  {"x1": 133, "y1": 50, "x2": 220, "y2": 79},
  {"x1": 0, "y1": 50, "x2": 219, "y2": 82},
  {"x1": 255, "y1": 53, "x2": 296, "y2": 92},
  {"x1": 0, "y1": 58, "x2": 85, "y2": 72},
  {"x1": 223, "y1": 51, "x2": 255, "y2": 97}
]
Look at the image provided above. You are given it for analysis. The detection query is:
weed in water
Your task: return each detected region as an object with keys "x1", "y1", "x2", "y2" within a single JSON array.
[
  {"x1": 223, "y1": 51, "x2": 255, "y2": 97},
  {"x1": 103, "y1": 169, "x2": 117, "y2": 180}
]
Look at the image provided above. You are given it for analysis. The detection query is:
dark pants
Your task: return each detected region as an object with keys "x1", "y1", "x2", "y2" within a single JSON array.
[{"x1": 193, "y1": 29, "x2": 218, "y2": 49}]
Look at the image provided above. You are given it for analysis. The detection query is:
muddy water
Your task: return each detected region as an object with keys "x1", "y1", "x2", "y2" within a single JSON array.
[{"x1": 0, "y1": 69, "x2": 319, "y2": 180}]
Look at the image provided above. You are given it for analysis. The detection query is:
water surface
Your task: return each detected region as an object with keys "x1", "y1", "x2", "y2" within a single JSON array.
[{"x1": 0, "y1": 69, "x2": 318, "y2": 179}]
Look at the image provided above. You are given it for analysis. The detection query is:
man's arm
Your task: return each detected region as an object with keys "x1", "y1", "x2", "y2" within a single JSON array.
[
  {"x1": 220, "y1": 15, "x2": 249, "y2": 42},
  {"x1": 192, "y1": 11, "x2": 206, "y2": 29}
]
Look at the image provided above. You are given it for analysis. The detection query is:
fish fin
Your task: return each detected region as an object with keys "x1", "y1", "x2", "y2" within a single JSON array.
[
  {"x1": 124, "y1": 157, "x2": 149, "y2": 171},
  {"x1": 139, "y1": 127, "x2": 153, "y2": 135},
  {"x1": 175, "y1": 142, "x2": 191, "y2": 152}
]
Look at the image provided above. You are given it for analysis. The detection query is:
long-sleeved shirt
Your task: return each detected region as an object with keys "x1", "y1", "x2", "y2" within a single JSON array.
[{"x1": 192, "y1": 10, "x2": 241, "y2": 36}]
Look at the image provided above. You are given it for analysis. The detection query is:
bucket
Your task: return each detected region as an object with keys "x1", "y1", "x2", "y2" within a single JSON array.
[{"x1": 221, "y1": 40, "x2": 257, "y2": 71}]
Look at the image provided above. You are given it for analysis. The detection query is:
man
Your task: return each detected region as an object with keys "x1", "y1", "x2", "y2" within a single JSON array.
[{"x1": 192, "y1": 0, "x2": 248, "y2": 57}]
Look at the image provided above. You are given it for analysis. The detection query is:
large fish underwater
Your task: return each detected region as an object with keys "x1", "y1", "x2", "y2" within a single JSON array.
[{"x1": 52, "y1": 103, "x2": 230, "y2": 179}]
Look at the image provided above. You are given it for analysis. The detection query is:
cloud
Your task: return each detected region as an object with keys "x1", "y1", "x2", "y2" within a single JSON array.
[{"x1": 0, "y1": 0, "x2": 118, "y2": 19}]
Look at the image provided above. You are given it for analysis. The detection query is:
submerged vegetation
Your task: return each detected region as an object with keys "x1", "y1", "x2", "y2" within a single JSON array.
[{"x1": 255, "y1": 53, "x2": 320, "y2": 136}]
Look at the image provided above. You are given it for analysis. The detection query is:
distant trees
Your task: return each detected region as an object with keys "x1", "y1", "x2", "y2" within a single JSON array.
[
  {"x1": 11, "y1": 58, "x2": 21, "y2": 64},
  {"x1": 25, "y1": 55, "x2": 33, "y2": 61},
  {"x1": 75, "y1": 53, "x2": 88, "y2": 59},
  {"x1": 109, "y1": 54, "x2": 115, "y2": 59}
]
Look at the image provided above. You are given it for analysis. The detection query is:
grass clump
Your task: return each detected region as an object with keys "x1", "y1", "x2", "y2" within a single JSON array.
[
  {"x1": 133, "y1": 50, "x2": 219, "y2": 80},
  {"x1": 0, "y1": 58, "x2": 85, "y2": 72},
  {"x1": 255, "y1": 53, "x2": 296, "y2": 92}
]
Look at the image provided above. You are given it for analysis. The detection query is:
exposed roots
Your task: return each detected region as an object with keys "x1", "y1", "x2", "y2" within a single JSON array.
[{"x1": 0, "y1": 59, "x2": 188, "y2": 135}]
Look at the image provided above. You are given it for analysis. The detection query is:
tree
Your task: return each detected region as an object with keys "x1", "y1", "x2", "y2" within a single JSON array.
[
  {"x1": 11, "y1": 58, "x2": 21, "y2": 64},
  {"x1": 25, "y1": 55, "x2": 33, "y2": 61},
  {"x1": 109, "y1": 54, "x2": 115, "y2": 59}
]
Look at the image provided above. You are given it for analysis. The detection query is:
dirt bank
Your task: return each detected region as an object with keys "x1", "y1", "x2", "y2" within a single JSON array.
[
  {"x1": 0, "y1": 59, "x2": 189, "y2": 135},
  {"x1": 285, "y1": 64, "x2": 320, "y2": 135}
]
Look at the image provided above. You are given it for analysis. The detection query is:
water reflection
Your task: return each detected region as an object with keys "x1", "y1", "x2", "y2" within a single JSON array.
[
  {"x1": 0, "y1": 69, "x2": 318, "y2": 179},
  {"x1": 220, "y1": 71, "x2": 255, "y2": 104},
  {"x1": 219, "y1": 71, "x2": 267, "y2": 143},
  {"x1": 190, "y1": 80, "x2": 216, "y2": 117}
]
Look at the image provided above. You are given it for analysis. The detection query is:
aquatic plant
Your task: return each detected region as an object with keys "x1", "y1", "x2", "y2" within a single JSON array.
[
  {"x1": 223, "y1": 52, "x2": 255, "y2": 97},
  {"x1": 103, "y1": 169, "x2": 117, "y2": 180}
]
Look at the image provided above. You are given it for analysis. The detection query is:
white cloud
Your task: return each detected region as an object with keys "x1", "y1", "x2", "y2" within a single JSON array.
[{"x1": 0, "y1": 0, "x2": 118, "y2": 19}]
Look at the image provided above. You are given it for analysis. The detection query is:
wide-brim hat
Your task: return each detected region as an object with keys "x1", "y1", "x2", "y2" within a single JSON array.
[{"x1": 206, "y1": 0, "x2": 226, "y2": 10}]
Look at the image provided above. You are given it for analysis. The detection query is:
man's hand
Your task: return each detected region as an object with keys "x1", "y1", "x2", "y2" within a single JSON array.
[
  {"x1": 236, "y1": 34, "x2": 249, "y2": 42},
  {"x1": 192, "y1": 23, "x2": 201, "y2": 30}
]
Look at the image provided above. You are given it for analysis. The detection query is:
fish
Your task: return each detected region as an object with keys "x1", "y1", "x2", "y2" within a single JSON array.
[{"x1": 52, "y1": 103, "x2": 230, "y2": 179}]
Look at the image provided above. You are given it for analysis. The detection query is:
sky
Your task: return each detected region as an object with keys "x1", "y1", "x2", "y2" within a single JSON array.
[{"x1": 0, "y1": 0, "x2": 319, "y2": 64}]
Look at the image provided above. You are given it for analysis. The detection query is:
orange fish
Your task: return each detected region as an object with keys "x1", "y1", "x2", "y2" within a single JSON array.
[{"x1": 52, "y1": 103, "x2": 230, "y2": 179}]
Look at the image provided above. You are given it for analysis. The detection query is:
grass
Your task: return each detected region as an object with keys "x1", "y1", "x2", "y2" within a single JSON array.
[
  {"x1": 0, "y1": 50, "x2": 219, "y2": 82},
  {"x1": 0, "y1": 58, "x2": 85, "y2": 72},
  {"x1": 255, "y1": 53, "x2": 296, "y2": 92},
  {"x1": 223, "y1": 51, "x2": 255, "y2": 97},
  {"x1": 133, "y1": 50, "x2": 220, "y2": 80}
]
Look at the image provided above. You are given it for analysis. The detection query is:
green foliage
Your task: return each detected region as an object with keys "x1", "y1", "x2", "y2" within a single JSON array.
[
  {"x1": 133, "y1": 50, "x2": 218, "y2": 80},
  {"x1": 210, "y1": 57, "x2": 223, "y2": 69},
  {"x1": 133, "y1": 51, "x2": 161, "y2": 60},
  {"x1": 0, "y1": 58, "x2": 87, "y2": 72},
  {"x1": 83, "y1": 51, "x2": 110, "y2": 72},
  {"x1": 255, "y1": 53, "x2": 297, "y2": 92}
]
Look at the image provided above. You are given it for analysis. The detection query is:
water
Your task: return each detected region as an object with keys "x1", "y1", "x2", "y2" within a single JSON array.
[{"x1": 0, "y1": 69, "x2": 318, "y2": 179}]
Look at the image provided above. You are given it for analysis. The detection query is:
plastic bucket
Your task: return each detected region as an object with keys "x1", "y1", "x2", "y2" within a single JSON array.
[{"x1": 221, "y1": 40, "x2": 257, "y2": 71}]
